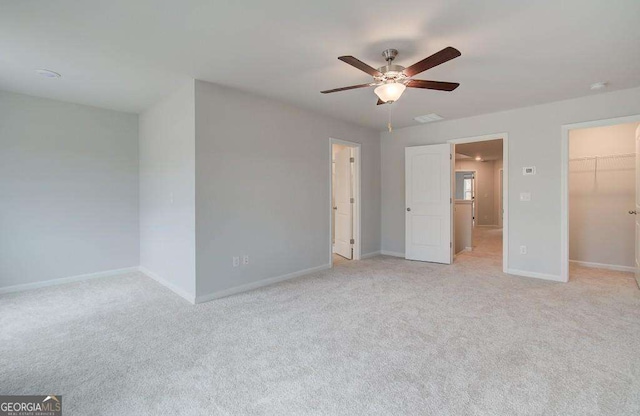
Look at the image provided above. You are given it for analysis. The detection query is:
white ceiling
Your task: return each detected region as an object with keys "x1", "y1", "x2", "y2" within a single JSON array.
[{"x1": 2, "y1": 0, "x2": 639, "y2": 130}]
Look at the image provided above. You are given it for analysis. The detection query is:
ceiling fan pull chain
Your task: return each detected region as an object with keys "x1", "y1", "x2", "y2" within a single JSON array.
[{"x1": 388, "y1": 104, "x2": 393, "y2": 133}]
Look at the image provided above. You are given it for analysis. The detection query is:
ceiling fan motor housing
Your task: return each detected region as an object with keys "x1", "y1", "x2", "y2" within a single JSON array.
[
  {"x1": 378, "y1": 49, "x2": 407, "y2": 84},
  {"x1": 376, "y1": 64, "x2": 407, "y2": 84}
]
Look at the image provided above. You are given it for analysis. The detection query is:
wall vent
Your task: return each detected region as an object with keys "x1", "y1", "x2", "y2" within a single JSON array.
[{"x1": 414, "y1": 113, "x2": 444, "y2": 123}]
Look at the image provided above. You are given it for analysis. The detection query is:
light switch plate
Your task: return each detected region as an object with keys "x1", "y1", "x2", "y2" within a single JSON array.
[
  {"x1": 523, "y1": 166, "x2": 536, "y2": 175},
  {"x1": 520, "y1": 192, "x2": 531, "y2": 201}
]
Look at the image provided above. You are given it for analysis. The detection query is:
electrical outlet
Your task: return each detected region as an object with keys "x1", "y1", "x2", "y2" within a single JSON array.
[
  {"x1": 520, "y1": 246, "x2": 527, "y2": 255},
  {"x1": 520, "y1": 192, "x2": 531, "y2": 202},
  {"x1": 243, "y1": 255, "x2": 249, "y2": 265},
  {"x1": 232, "y1": 256, "x2": 240, "y2": 267}
]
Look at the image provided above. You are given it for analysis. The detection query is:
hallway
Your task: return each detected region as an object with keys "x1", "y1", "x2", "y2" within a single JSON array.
[{"x1": 456, "y1": 226, "x2": 503, "y2": 267}]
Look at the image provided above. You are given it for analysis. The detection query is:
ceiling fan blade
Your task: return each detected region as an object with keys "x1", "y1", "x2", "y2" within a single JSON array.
[
  {"x1": 403, "y1": 47, "x2": 461, "y2": 77},
  {"x1": 320, "y1": 83, "x2": 373, "y2": 94},
  {"x1": 406, "y1": 79, "x2": 460, "y2": 91},
  {"x1": 338, "y1": 56, "x2": 382, "y2": 77},
  {"x1": 377, "y1": 98, "x2": 385, "y2": 105}
]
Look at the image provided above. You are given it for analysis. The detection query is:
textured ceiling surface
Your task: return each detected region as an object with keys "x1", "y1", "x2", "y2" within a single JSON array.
[
  {"x1": 1, "y1": 0, "x2": 639, "y2": 129},
  {"x1": 456, "y1": 139, "x2": 504, "y2": 161}
]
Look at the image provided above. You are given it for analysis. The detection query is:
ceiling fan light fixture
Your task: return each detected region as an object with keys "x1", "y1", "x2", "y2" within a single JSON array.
[
  {"x1": 321, "y1": 47, "x2": 461, "y2": 105},
  {"x1": 374, "y1": 82, "x2": 406, "y2": 103}
]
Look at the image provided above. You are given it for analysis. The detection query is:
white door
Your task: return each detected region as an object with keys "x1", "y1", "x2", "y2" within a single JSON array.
[
  {"x1": 334, "y1": 146, "x2": 353, "y2": 259},
  {"x1": 405, "y1": 144, "x2": 453, "y2": 263},
  {"x1": 635, "y1": 125, "x2": 640, "y2": 287}
]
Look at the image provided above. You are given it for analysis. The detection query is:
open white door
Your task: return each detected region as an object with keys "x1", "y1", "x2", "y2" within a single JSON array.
[
  {"x1": 405, "y1": 143, "x2": 453, "y2": 264},
  {"x1": 334, "y1": 146, "x2": 353, "y2": 259},
  {"x1": 635, "y1": 125, "x2": 640, "y2": 287}
]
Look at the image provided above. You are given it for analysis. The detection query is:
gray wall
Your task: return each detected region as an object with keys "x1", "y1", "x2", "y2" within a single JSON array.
[
  {"x1": 0, "y1": 90, "x2": 139, "y2": 288},
  {"x1": 381, "y1": 86, "x2": 640, "y2": 278},
  {"x1": 139, "y1": 82, "x2": 196, "y2": 299},
  {"x1": 455, "y1": 160, "x2": 496, "y2": 226},
  {"x1": 569, "y1": 122, "x2": 638, "y2": 268},
  {"x1": 194, "y1": 80, "x2": 380, "y2": 298},
  {"x1": 454, "y1": 201, "x2": 473, "y2": 253}
]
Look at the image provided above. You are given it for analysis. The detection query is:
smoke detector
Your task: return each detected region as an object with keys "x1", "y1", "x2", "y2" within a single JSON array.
[{"x1": 590, "y1": 82, "x2": 607, "y2": 90}]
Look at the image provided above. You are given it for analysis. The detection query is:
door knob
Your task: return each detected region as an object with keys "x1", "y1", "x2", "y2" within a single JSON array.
[
  {"x1": 333, "y1": 206, "x2": 338, "y2": 210},
  {"x1": 407, "y1": 207, "x2": 411, "y2": 212},
  {"x1": 630, "y1": 210, "x2": 637, "y2": 215}
]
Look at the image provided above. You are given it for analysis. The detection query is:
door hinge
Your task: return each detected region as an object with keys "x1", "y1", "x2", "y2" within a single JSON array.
[
  {"x1": 350, "y1": 239, "x2": 355, "y2": 244},
  {"x1": 350, "y1": 197, "x2": 355, "y2": 203},
  {"x1": 450, "y1": 197, "x2": 452, "y2": 204},
  {"x1": 450, "y1": 242, "x2": 452, "y2": 248},
  {"x1": 450, "y1": 154, "x2": 452, "y2": 160},
  {"x1": 350, "y1": 157, "x2": 355, "y2": 163}
]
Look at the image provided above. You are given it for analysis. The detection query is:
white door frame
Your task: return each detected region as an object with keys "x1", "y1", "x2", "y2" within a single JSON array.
[
  {"x1": 330, "y1": 138, "x2": 361, "y2": 266},
  {"x1": 448, "y1": 133, "x2": 509, "y2": 273},
  {"x1": 560, "y1": 114, "x2": 640, "y2": 282},
  {"x1": 498, "y1": 168, "x2": 504, "y2": 228}
]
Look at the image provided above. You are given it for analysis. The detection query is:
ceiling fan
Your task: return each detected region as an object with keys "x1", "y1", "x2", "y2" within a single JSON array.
[{"x1": 321, "y1": 47, "x2": 461, "y2": 105}]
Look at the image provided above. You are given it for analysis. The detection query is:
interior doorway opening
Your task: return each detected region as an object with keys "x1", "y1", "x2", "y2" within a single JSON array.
[
  {"x1": 330, "y1": 138, "x2": 361, "y2": 266},
  {"x1": 451, "y1": 137, "x2": 506, "y2": 267},
  {"x1": 455, "y1": 170, "x2": 476, "y2": 226},
  {"x1": 403, "y1": 134, "x2": 508, "y2": 270}
]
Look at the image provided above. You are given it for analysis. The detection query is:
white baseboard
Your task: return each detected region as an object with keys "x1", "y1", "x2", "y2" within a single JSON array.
[
  {"x1": 138, "y1": 266, "x2": 196, "y2": 304},
  {"x1": 361, "y1": 251, "x2": 381, "y2": 259},
  {"x1": 0, "y1": 266, "x2": 139, "y2": 295},
  {"x1": 380, "y1": 250, "x2": 405, "y2": 258},
  {"x1": 569, "y1": 260, "x2": 634, "y2": 273},
  {"x1": 195, "y1": 263, "x2": 331, "y2": 304},
  {"x1": 506, "y1": 268, "x2": 565, "y2": 282}
]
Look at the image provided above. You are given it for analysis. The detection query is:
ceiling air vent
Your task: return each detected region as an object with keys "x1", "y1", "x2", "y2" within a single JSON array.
[{"x1": 414, "y1": 113, "x2": 443, "y2": 123}]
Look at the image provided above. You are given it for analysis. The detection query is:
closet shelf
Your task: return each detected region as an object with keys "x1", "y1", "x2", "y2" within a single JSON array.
[
  {"x1": 569, "y1": 152, "x2": 634, "y2": 176},
  {"x1": 569, "y1": 153, "x2": 634, "y2": 162}
]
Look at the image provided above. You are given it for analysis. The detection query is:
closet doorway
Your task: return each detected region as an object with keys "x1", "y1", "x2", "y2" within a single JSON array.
[{"x1": 561, "y1": 115, "x2": 640, "y2": 283}]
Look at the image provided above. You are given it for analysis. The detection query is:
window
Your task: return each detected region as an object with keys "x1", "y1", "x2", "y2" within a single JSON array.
[{"x1": 463, "y1": 177, "x2": 473, "y2": 200}]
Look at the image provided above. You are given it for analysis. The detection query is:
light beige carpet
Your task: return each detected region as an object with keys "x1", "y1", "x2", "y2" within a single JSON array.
[{"x1": 1, "y1": 233, "x2": 639, "y2": 415}]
